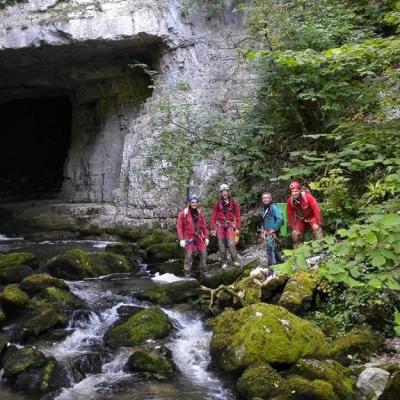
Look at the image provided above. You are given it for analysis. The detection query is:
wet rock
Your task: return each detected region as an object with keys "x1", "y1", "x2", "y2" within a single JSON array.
[
  {"x1": 0, "y1": 303, "x2": 4, "y2": 322},
  {"x1": 285, "y1": 359, "x2": 356, "y2": 400},
  {"x1": 20, "y1": 273, "x2": 68, "y2": 295},
  {"x1": 136, "y1": 280, "x2": 201, "y2": 305},
  {"x1": 233, "y1": 276, "x2": 262, "y2": 305},
  {"x1": 328, "y1": 328, "x2": 382, "y2": 366},
  {"x1": 138, "y1": 229, "x2": 177, "y2": 250},
  {"x1": 105, "y1": 242, "x2": 143, "y2": 267},
  {"x1": 125, "y1": 349, "x2": 174, "y2": 379},
  {"x1": 357, "y1": 367, "x2": 390, "y2": 399},
  {"x1": 236, "y1": 363, "x2": 291, "y2": 400},
  {"x1": 3, "y1": 346, "x2": 47, "y2": 377},
  {"x1": 23, "y1": 305, "x2": 67, "y2": 337},
  {"x1": 201, "y1": 264, "x2": 244, "y2": 289},
  {"x1": 105, "y1": 306, "x2": 172, "y2": 349},
  {"x1": 278, "y1": 271, "x2": 316, "y2": 314},
  {"x1": 70, "y1": 353, "x2": 102, "y2": 378},
  {"x1": 286, "y1": 375, "x2": 338, "y2": 400},
  {"x1": 0, "y1": 252, "x2": 39, "y2": 270},
  {"x1": 0, "y1": 265, "x2": 34, "y2": 284},
  {"x1": 0, "y1": 332, "x2": 7, "y2": 355},
  {"x1": 14, "y1": 357, "x2": 72, "y2": 394},
  {"x1": 261, "y1": 274, "x2": 288, "y2": 302},
  {"x1": 210, "y1": 303, "x2": 327, "y2": 372},
  {"x1": 380, "y1": 370, "x2": 400, "y2": 399},
  {"x1": 146, "y1": 243, "x2": 181, "y2": 263},
  {"x1": 159, "y1": 260, "x2": 183, "y2": 276},
  {"x1": 0, "y1": 283, "x2": 29, "y2": 308},
  {"x1": 45, "y1": 249, "x2": 133, "y2": 280}
]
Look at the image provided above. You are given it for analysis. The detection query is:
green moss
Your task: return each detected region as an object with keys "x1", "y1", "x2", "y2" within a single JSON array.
[
  {"x1": 105, "y1": 306, "x2": 172, "y2": 349},
  {"x1": 0, "y1": 332, "x2": 7, "y2": 353},
  {"x1": 0, "y1": 304, "x2": 4, "y2": 322},
  {"x1": 202, "y1": 264, "x2": 244, "y2": 289},
  {"x1": 278, "y1": 271, "x2": 316, "y2": 314},
  {"x1": 328, "y1": 328, "x2": 382, "y2": 365},
  {"x1": 46, "y1": 249, "x2": 133, "y2": 280},
  {"x1": 146, "y1": 242, "x2": 181, "y2": 262},
  {"x1": 0, "y1": 264, "x2": 33, "y2": 284},
  {"x1": 1, "y1": 283, "x2": 30, "y2": 307},
  {"x1": 136, "y1": 281, "x2": 201, "y2": 304},
  {"x1": 380, "y1": 370, "x2": 400, "y2": 400},
  {"x1": 261, "y1": 274, "x2": 288, "y2": 301},
  {"x1": 236, "y1": 363, "x2": 292, "y2": 400},
  {"x1": 285, "y1": 359, "x2": 356, "y2": 400},
  {"x1": 286, "y1": 375, "x2": 338, "y2": 400},
  {"x1": 3, "y1": 347, "x2": 47, "y2": 377},
  {"x1": 0, "y1": 252, "x2": 38, "y2": 270},
  {"x1": 20, "y1": 273, "x2": 68, "y2": 295},
  {"x1": 210, "y1": 303, "x2": 328, "y2": 372},
  {"x1": 24, "y1": 307, "x2": 65, "y2": 336},
  {"x1": 42, "y1": 287, "x2": 74, "y2": 303},
  {"x1": 234, "y1": 277, "x2": 262, "y2": 305},
  {"x1": 40, "y1": 359, "x2": 56, "y2": 392},
  {"x1": 126, "y1": 350, "x2": 174, "y2": 377},
  {"x1": 138, "y1": 228, "x2": 178, "y2": 249}
]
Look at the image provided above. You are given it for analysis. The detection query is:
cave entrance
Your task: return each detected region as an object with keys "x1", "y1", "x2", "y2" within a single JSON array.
[{"x1": 0, "y1": 96, "x2": 72, "y2": 201}]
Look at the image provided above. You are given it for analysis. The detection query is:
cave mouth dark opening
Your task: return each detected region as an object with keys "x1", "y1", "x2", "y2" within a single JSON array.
[{"x1": 0, "y1": 96, "x2": 72, "y2": 202}]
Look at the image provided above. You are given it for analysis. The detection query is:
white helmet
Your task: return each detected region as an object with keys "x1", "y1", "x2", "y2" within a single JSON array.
[{"x1": 219, "y1": 183, "x2": 230, "y2": 192}]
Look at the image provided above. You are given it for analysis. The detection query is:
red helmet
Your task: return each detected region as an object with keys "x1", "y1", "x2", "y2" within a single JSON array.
[{"x1": 289, "y1": 181, "x2": 302, "y2": 191}]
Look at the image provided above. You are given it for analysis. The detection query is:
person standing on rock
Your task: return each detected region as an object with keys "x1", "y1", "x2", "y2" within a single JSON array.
[
  {"x1": 261, "y1": 191, "x2": 284, "y2": 266},
  {"x1": 286, "y1": 181, "x2": 323, "y2": 248},
  {"x1": 177, "y1": 193, "x2": 209, "y2": 279},
  {"x1": 210, "y1": 184, "x2": 241, "y2": 269}
]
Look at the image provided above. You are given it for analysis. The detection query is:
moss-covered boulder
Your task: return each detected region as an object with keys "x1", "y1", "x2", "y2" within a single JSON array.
[
  {"x1": 159, "y1": 260, "x2": 184, "y2": 276},
  {"x1": 105, "y1": 306, "x2": 172, "y2": 349},
  {"x1": 210, "y1": 303, "x2": 327, "y2": 372},
  {"x1": 380, "y1": 370, "x2": 400, "y2": 400},
  {"x1": 328, "y1": 328, "x2": 382, "y2": 365},
  {"x1": 261, "y1": 274, "x2": 288, "y2": 302},
  {"x1": 3, "y1": 346, "x2": 47, "y2": 377},
  {"x1": 286, "y1": 375, "x2": 338, "y2": 400},
  {"x1": 146, "y1": 243, "x2": 181, "y2": 263},
  {"x1": 201, "y1": 264, "x2": 244, "y2": 289},
  {"x1": 105, "y1": 242, "x2": 143, "y2": 266},
  {"x1": 13, "y1": 357, "x2": 72, "y2": 393},
  {"x1": 0, "y1": 304, "x2": 5, "y2": 322},
  {"x1": 0, "y1": 265, "x2": 34, "y2": 284},
  {"x1": 1, "y1": 283, "x2": 29, "y2": 308},
  {"x1": 45, "y1": 249, "x2": 133, "y2": 280},
  {"x1": 125, "y1": 349, "x2": 174, "y2": 379},
  {"x1": 0, "y1": 332, "x2": 7, "y2": 354},
  {"x1": 0, "y1": 252, "x2": 39, "y2": 270},
  {"x1": 278, "y1": 271, "x2": 316, "y2": 314},
  {"x1": 284, "y1": 359, "x2": 356, "y2": 400},
  {"x1": 233, "y1": 277, "x2": 262, "y2": 305},
  {"x1": 23, "y1": 305, "x2": 67, "y2": 337},
  {"x1": 20, "y1": 273, "x2": 68, "y2": 295},
  {"x1": 236, "y1": 363, "x2": 291, "y2": 400},
  {"x1": 138, "y1": 228, "x2": 177, "y2": 249},
  {"x1": 136, "y1": 281, "x2": 201, "y2": 305}
]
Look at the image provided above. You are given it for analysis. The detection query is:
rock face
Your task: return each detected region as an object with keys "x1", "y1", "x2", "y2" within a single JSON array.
[
  {"x1": 0, "y1": 0, "x2": 256, "y2": 231},
  {"x1": 210, "y1": 303, "x2": 327, "y2": 372}
]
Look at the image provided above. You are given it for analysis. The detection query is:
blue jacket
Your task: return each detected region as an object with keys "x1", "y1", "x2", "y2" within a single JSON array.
[{"x1": 262, "y1": 203, "x2": 283, "y2": 232}]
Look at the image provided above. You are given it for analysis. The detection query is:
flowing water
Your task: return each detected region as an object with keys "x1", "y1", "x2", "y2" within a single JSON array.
[{"x1": 0, "y1": 234, "x2": 236, "y2": 400}]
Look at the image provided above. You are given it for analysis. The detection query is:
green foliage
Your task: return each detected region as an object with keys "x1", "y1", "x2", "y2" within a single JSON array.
[{"x1": 395, "y1": 309, "x2": 400, "y2": 335}]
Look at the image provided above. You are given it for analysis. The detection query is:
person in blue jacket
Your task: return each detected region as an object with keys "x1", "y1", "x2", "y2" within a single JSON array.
[{"x1": 261, "y1": 192, "x2": 284, "y2": 266}]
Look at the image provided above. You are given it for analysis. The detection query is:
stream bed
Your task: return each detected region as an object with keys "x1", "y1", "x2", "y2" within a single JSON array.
[{"x1": 0, "y1": 235, "x2": 236, "y2": 400}]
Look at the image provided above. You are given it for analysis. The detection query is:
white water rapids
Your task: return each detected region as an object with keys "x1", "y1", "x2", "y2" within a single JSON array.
[{"x1": 36, "y1": 279, "x2": 235, "y2": 400}]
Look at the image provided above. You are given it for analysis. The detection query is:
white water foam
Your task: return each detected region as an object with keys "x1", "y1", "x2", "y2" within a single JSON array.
[
  {"x1": 165, "y1": 309, "x2": 234, "y2": 400},
  {"x1": 151, "y1": 272, "x2": 186, "y2": 283},
  {"x1": 0, "y1": 233, "x2": 23, "y2": 241}
]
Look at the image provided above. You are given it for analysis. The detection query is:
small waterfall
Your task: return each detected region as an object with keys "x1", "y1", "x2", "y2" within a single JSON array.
[{"x1": 165, "y1": 309, "x2": 235, "y2": 400}]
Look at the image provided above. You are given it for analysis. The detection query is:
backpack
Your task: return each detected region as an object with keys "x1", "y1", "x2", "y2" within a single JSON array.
[{"x1": 262, "y1": 203, "x2": 284, "y2": 235}]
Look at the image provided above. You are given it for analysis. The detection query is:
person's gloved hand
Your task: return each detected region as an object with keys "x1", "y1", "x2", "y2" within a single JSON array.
[
  {"x1": 205, "y1": 238, "x2": 209, "y2": 246},
  {"x1": 180, "y1": 240, "x2": 186, "y2": 248}
]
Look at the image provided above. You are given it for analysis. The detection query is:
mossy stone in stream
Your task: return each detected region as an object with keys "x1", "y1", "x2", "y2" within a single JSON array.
[
  {"x1": 20, "y1": 273, "x2": 68, "y2": 295},
  {"x1": 210, "y1": 303, "x2": 327, "y2": 372},
  {"x1": 0, "y1": 252, "x2": 39, "y2": 270},
  {"x1": 236, "y1": 363, "x2": 292, "y2": 400},
  {"x1": 125, "y1": 350, "x2": 174, "y2": 378},
  {"x1": 105, "y1": 306, "x2": 172, "y2": 348},
  {"x1": 46, "y1": 249, "x2": 133, "y2": 280},
  {"x1": 233, "y1": 276, "x2": 262, "y2": 305},
  {"x1": 201, "y1": 264, "x2": 244, "y2": 289},
  {"x1": 1, "y1": 283, "x2": 30, "y2": 308},
  {"x1": 3, "y1": 346, "x2": 47, "y2": 377},
  {"x1": 0, "y1": 265, "x2": 34, "y2": 284},
  {"x1": 146, "y1": 242, "x2": 181, "y2": 263},
  {"x1": 136, "y1": 280, "x2": 201, "y2": 304},
  {"x1": 138, "y1": 228, "x2": 177, "y2": 249},
  {"x1": 0, "y1": 332, "x2": 7, "y2": 354},
  {"x1": 23, "y1": 305, "x2": 67, "y2": 336}
]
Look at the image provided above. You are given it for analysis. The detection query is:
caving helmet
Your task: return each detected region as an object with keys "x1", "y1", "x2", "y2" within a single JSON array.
[
  {"x1": 289, "y1": 181, "x2": 302, "y2": 191},
  {"x1": 188, "y1": 193, "x2": 200, "y2": 202},
  {"x1": 219, "y1": 184, "x2": 230, "y2": 192}
]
